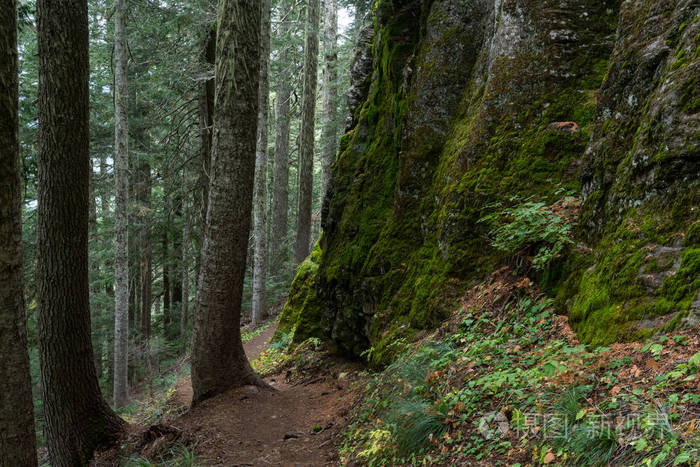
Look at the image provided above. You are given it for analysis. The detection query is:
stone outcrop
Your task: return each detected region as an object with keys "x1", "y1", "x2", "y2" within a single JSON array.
[{"x1": 278, "y1": 0, "x2": 699, "y2": 364}]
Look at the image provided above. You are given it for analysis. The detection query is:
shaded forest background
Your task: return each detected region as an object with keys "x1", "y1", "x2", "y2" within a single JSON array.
[{"x1": 14, "y1": 0, "x2": 366, "y2": 445}]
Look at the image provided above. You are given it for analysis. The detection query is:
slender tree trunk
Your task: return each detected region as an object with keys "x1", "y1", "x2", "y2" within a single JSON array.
[
  {"x1": 0, "y1": 1, "x2": 38, "y2": 463},
  {"x1": 199, "y1": 26, "x2": 215, "y2": 228},
  {"x1": 36, "y1": 0, "x2": 126, "y2": 463},
  {"x1": 252, "y1": 0, "x2": 271, "y2": 326},
  {"x1": 135, "y1": 159, "x2": 153, "y2": 367},
  {"x1": 270, "y1": 20, "x2": 292, "y2": 269},
  {"x1": 294, "y1": 0, "x2": 321, "y2": 263},
  {"x1": 162, "y1": 230, "x2": 170, "y2": 332},
  {"x1": 180, "y1": 162, "x2": 190, "y2": 339},
  {"x1": 89, "y1": 167, "x2": 104, "y2": 378},
  {"x1": 191, "y1": 0, "x2": 264, "y2": 404},
  {"x1": 98, "y1": 154, "x2": 115, "y2": 384},
  {"x1": 320, "y1": 0, "x2": 338, "y2": 204},
  {"x1": 139, "y1": 162, "x2": 152, "y2": 343},
  {"x1": 113, "y1": 0, "x2": 129, "y2": 409},
  {"x1": 171, "y1": 196, "x2": 183, "y2": 337}
]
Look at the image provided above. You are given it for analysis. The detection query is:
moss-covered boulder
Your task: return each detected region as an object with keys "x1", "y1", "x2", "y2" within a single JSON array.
[{"x1": 280, "y1": 0, "x2": 699, "y2": 364}]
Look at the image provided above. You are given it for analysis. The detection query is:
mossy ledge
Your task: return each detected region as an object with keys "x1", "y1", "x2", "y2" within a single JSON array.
[{"x1": 278, "y1": 0, "x2": 699, "y2": 365}]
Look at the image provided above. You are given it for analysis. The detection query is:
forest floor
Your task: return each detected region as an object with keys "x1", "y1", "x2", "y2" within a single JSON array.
[
  {"x1": 96, "y1": 322, "x2": 364, "y2": 466},
  {"x1": 93, "y1": 270, "x2": 699, "y2": 466},
  {"x1": 168, "y1": 326, "x2": 360, "y2": 466}
]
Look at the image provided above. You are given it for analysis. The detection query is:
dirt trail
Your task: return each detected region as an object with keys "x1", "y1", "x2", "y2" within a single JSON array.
[
  {"x1": 168, "y1": 326, "x2": 356, "y2": 466},
  {"x1": 171, "y1": 325, "x2": 277, "y2": 407}
]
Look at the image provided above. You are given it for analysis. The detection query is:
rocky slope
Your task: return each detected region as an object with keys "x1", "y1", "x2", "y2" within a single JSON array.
[{"x1": 278, "y1": 0, "x2": 699, "y2": 365}]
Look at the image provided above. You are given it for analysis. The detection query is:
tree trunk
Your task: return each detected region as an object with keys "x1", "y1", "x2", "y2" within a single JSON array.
[
  {"x1": 270, "y1": 19, "x2": 292, "y2": 269},
  {"x1": 0, "y1": 1, "x2": 38, "y2": 463},
  {"x1": 89, "y1": 167, "x2": 104, "y2": 378},
  {"x1": 294, "y1": 0, "x2": 321, "y2": 263},
  {"x1": 191, "y1": 0, "x2": 263, "y2": 404},
  {"x1": 36, "y1": 0, "x2": 126, "y2": 463},
  {"x1": 252, "y1": 0, "x2": 271, "y2": 326},
  {"x1": 320, "y1": 0, "x2": 338, "y2": 205},
  {"x1": 162, "y1": 229, "x2": 170, "y2": 332},
  {"x1": 171, "y1": 196, "x2": 183, "y2": 337},
  {"x1": 199, "y1": 26, "x2": 215, "y2": 228},
  {"x1": 180, "y1": 161, "x2": 190, "y2": 339},
  {"x1": 112, "y1": 0, "x2": 129, "y2": 409},
  {"x1": 139, "y1": 162, "x2": 152, "y2": 343}
]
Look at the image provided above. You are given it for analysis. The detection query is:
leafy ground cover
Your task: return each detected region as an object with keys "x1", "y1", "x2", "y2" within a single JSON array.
[{"x1": 339, "y1": 268, "x2": 700, "y2": 466}]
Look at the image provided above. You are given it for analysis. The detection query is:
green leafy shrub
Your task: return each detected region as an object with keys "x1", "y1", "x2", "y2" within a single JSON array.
[{"x1": 479, "y1": 194, "x2": 578, "y2": 271}]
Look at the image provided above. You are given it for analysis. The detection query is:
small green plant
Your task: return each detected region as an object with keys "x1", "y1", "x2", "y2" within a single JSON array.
[
  {"x1": 388, "y1": 400, "x2": 447, "y2": 455},
  {"x1": 270, "y1": 330, "x2": 291, "y2": 350},
  {"x1": 241, "y1": 320, "x2": 274, "y2": 342},
  {"x1": 479, "y1": 195, "x2": 577, "y2": 270},
  {"x1": 568, "y1": 423, "x2": 618, "y2": 466}
]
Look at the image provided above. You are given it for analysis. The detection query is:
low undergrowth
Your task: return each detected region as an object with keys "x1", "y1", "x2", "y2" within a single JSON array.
[
  {"x1": 120, "y1": 443, "x2": 198, "y2": 467},
  {"x1": 340, "y1": 270, "x2": 700, "y2": 466}
]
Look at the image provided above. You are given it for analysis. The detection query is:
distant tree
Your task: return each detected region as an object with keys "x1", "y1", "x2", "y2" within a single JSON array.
[
  {"x1": 252, "y1": 0, "x2": 272, "y2": 326},
  {"x1": 180, "y1": 156, "x2": 191, "y2": 338},
  {"x1": 198, "y1": 26, "x2": 216, "y2": 227},
  {"x1": 270, "y1": 15, "x2": 292, "y2": 269},
  {"x1": 320, "y1": 0, "x2": 338, "y2": 204},
  {"x1": 113, "y1": 0, "x2": 130, "y2": 409},
  {"x1": 295, "y1": 0, "x2": 321, "y2": 263},
  {"x1": 36, "y1": 0, "x2": 126, "y2": 462},
  {"x1": 0, "y1": 0, "x2": 38, "y2": 464},
  {"x1": 191, "y1": 0, "x2": 264, "y2": 403}
]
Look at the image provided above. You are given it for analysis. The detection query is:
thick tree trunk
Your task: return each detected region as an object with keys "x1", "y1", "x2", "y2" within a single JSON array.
[
  {"x1": 191, "y1": 0, "x2": 263, "y2": 404},
  {"x1": 252, "y1": 0, "x2": 271, "y2": 326},
  {"x1": 270, "y1": 20, "x2": 292, "y2": 269},
  {"x1": 320, "y1": 0, "x2": 338, "y2": 205},
  {"x1": 0, "y1": 1, "x2": 38, "y2": 463},
  {"x1": 36, "y1": 0, "x2": 126, "y2": 463},
  {"x1": 113, "y1": 0, "x2": 129, "y2": 409},
  {"x1": 294, "y1": 0, "x2": 321, "y2": 263}
]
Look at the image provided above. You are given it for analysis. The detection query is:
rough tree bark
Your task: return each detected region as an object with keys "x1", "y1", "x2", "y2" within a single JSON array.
[
  {"x1": 294, "y1": 0, "x2": 321, "y2": 263},
  {"x1": 252, "y1": 0, "x2": 271, "y2": 326},
  {"x1": 270, "y1": 18, "x2": 292, "y2": 269},
  {"x1": 320, "y1": 0, "x2": 338, "y2": 204},
  {"x1": 191, "y1": 0, "x2": 264, "y2": 404},
  {"x1": 36, "y1": 0, "x2": 126, "y2": 463},
  {"x1": 0, "y1": 0, "x2": 38, "y2": 463},
  {"x1": 113, "y1": 0, "x2": 129, "y2": 409}
]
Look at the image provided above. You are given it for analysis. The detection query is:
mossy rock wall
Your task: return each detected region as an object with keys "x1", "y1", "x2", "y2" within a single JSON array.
[
  {"x1": 570, "y1": 0, "x2": 700, "y2": 343},
  {"x1": 278, "y1": 0, "x2": 699, "y2": 365}
]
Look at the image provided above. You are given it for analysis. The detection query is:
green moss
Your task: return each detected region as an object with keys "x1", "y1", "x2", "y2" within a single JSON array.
[
  {"x1": 277, "y1": 0, "x2": 699, "y2": 365},
  {"x1": 570, "y1": 206, "x2": 700, "y2": 346},
  {"x1": 275, "y1": 242, "x2": 324, "y2": 344}
]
